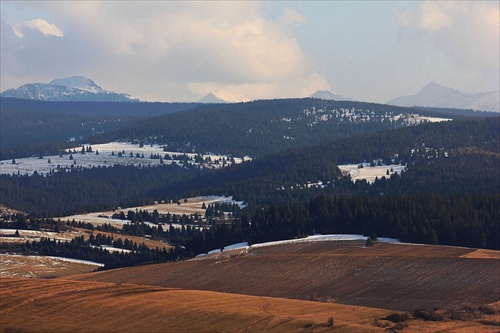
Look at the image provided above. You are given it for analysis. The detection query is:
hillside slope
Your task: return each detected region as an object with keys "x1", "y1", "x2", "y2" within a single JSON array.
[
  {"x1": 1, "y1": 277, "x2": 391, "y2": 333},
  {"x1": 71, "y1": 241, "x2": 500, "y2": 312}
]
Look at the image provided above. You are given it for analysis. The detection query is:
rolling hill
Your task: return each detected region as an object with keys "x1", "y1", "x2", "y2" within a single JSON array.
[
  {"x1": 1, "y1": 277, "x2": 394, "y2": 333},
  {"x1": 89, "y1": 98, "x2": 470, "y2": 157},
  {"x1": 71, "y1": 240, "x2": 500, "y2": 312},
  {"x1": 0, "y1": 97, "x2": 201, "y2": 159},
  {"x1": 2, "y1": 240, "x2": 499, "y2": 333}
]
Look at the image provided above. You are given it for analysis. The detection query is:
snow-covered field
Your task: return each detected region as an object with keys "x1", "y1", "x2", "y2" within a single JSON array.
[
  {"x1": 338, "y1": 163, "x2": 406, "y2": 184},
  {"x1": 0, "y1": 142, "x2": 250, "y2": 176}
]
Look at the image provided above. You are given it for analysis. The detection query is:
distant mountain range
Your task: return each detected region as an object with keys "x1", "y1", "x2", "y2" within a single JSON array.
[
  {"x1": 387, "y1": 83, "x2": 499, "y2": 112},
  {"x1": 310, "y1": 90, "x2": 353, "y2": 101},
  {"x1": 198, "y1": 90, "x2": 251, "y2": 104},
  {"x1": 1, "y1": 76, "x2": 137, "y2": 102}
]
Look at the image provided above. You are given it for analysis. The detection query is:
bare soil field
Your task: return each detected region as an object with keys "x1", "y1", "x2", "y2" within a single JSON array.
[
  {"x1": 460, "y1": 249, "x2": 500, "y2": 259},
  {"x1": 0, "y1": 277, "x2": 390, "y2": 333},
  {"x1": 0, "y1": 278, "x2": 498, "y2": 333},
  {"x1": 71, "y1": 241, "x2": 500, "y2": 312},
  {"x1": 2, "y1": 277, "x2": 498, "y2": 333},
  {"x1": 0, "y1": 254, "x2": 100, "y2": 278}
]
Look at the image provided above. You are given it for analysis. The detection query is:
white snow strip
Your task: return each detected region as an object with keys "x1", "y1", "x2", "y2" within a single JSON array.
[
  {"x1": 90, "y1": 245, "x2": 132, "y2": 253},
  {"x1": 249, "y1": 234, "x2": 399, "y2": 249},
  {"x1": 223, "y1": 242, "x2": 249, "y2": 251},
  {"x1": 199, "y1": 234, "x2": 399, "y2": 256},
  {"x1": 45, "y1": 256, "x2": 104, "y2": 266}
]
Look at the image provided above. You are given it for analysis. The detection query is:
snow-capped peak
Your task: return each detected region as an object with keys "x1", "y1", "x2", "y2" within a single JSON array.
[
  {"x1": 49, "y1": 76, "x2": 104, "y2": 93},
  {"x1": 198, "y1": 90, "x2": 251, "y2": 104},
  {"x1": 1, "y1": 76, "x2": 137, "y2": 102},
  {"x1": 387, "y1": 82, "x2": 500, "y2": 112},
  {"x1": 310, "y1": 90, "x2": 353, "y2": 101}
]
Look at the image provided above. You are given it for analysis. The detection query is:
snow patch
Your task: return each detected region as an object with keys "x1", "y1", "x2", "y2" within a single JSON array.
[
  {"x1": 199, "y1": 235, "x2": 399, "y2": 257},
  {"x1": 250, "y1": 234, "x2": 399, "y2": 249}
]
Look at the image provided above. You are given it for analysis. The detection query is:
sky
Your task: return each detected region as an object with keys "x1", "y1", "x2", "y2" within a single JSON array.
[{"x1": 1, "y1": 1, "x2": 499, "y2": 103}]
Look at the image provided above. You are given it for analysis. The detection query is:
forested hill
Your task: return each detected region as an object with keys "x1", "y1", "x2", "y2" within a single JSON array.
[
  {"x1": 0, "y1": 98, "x2": 200, "y2": 159},
  {"x1": 89, "y1": 98, "x2": 474, "y2": 157},
  {"x1": 2, "y1": 97, "x2": 495, "y2": 160},
  {"x1": 0, "y1": 97, "x2": 201, "y2": 117},
  {"x1": 170, "y1": 116, "x2": 499, "y2": 206},
  {"x1": 2, "y1": 116, "x2": 496, "y2": 216},
  {"x1": 1, "y1": 116, "x2": 498, "y2": 249}
]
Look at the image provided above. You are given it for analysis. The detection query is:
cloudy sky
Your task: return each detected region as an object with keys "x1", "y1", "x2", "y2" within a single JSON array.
[{"x1": 1, "y1": 1, "x2": 498, "y2": 102}]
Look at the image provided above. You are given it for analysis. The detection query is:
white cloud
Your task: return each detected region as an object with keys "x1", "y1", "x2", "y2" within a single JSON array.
[
  {"x1": 13, "y1": 18, "x2": 63, "y2": 38},
  {"x1": 420, "y1": 1, "x2": 454, "y2": 31},
  {"x1": 397, "y1": 1, "x2": 499, "y2": 91},
  {"x1": 0, "y1": 2, "x2": 326, "y2": 101}
]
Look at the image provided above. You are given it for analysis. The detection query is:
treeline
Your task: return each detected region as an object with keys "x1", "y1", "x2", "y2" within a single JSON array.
[
  {"x1": 21, "y1": 237, "x2": 183, "y2": 269},
  {"x1": 0, "y1": 164, "x2": 202, "y2": 216},
  {"x1": 4, "y1": 186, "x2": 498, "y2": 273},
  {"x1": 184, "y1": 192, "x2": 499, "y2": 251}
]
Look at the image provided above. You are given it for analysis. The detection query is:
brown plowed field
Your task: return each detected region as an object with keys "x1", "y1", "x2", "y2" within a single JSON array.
[
  {"x1": 71, "y1": 241, "x2": 500, "y2": 311},
  {"x1": 0, "y1": 277, "x2": 392, "y2": 333},
  {"x1": 2, "y1": 277, "x2": 499, "y2": 333}
]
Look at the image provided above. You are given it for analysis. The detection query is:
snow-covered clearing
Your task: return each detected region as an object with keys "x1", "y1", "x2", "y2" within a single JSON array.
[
  {"x1": 0, "y1": 141, "x2": 251, "y2": 176},
  {"x1": 338, "y1": 163, "x2": 406, "y2": 184}
]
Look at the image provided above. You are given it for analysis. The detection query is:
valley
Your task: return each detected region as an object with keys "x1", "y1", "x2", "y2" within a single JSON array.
[{"x1": 1, "y1": 2, "x2": 499, "y2": 331}]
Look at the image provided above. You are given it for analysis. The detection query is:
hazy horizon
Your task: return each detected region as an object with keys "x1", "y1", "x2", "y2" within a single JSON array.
[{"x1": 1, "y1": 1, "x2": 498, "y2": 103}]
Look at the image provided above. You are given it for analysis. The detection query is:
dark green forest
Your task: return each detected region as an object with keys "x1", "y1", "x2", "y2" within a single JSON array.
[
  {"x1": 90, "y1": 98, "x2": 490, "y2": 157},
  {"x1": 1, "y1": 97, "x2": 495, "y2": 160},
  {"x1": 0, "y1": 98, "x2": 200, "y2": 159}
]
